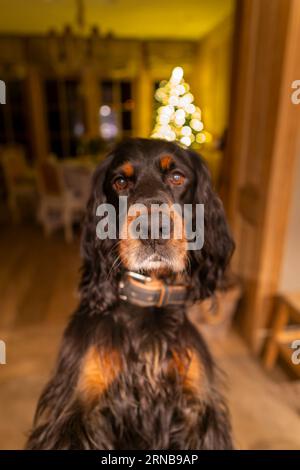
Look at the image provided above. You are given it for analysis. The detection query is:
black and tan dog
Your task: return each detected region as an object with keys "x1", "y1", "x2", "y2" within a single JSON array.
[{"x1": 27, "y1": 138, "x2": 234, "y2": 450}]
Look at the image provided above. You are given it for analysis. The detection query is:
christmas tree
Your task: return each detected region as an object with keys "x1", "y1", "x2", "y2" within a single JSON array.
[{"x1": 151, "y1": 67, "x2": 206, "y2": 148}]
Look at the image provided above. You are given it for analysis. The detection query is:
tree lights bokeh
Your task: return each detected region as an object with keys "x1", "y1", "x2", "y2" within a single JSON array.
[{"x1": 151, "y1": 67, "x2": 210, "y2": 148}]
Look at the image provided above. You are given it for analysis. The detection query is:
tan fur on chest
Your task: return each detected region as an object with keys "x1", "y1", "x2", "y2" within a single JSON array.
[
  {"x1": 171, "y1": 349, "x2": 205, "y2": 395},
  {"x1": 77, "y1": 345, "x2": 205, "y2": 405},
  {"x1": 77, "y1": 346, "x2": 121, "y2": 405}
]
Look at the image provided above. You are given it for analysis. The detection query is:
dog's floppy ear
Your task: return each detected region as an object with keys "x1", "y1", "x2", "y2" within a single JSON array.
[
  {"x1": 80, "y1": 153, "x2": 118, "y2": 313},
  {"x1": 187, "y1": 149, "x2": 234, "y2": 301},
  {"x1": 80, "y1": 154, "x2": 114, "y2": 259}
]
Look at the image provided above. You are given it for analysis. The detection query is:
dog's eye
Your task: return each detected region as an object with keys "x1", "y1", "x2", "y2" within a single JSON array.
[
  {"x1": 113, "y1": 176, "x2": 128, "y2": 191},
  {"x1": 168, "y1": 171, "x2": 185, "y2": 186}
]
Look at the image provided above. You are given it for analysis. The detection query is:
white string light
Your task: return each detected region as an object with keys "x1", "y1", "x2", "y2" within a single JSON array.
[{"x1": 151, "y1": 66, "x2": 206, "y2": 147}]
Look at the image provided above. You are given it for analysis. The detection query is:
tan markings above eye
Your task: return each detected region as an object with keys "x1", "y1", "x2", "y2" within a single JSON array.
[
  {"x1": 120, "y1": 162, "x2": 134, "y2": 178},
  {"x1": 160, "y1": 155, "x2": 174, "y2": 171}
]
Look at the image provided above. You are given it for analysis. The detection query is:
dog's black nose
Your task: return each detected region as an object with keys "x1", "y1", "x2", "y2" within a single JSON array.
[{"x1": 139, "y1": 211, "x2": 173, "y2": 247}]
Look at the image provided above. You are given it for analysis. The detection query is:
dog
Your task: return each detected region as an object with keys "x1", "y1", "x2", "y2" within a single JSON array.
[{"x1": 26, "y1": 138, "x2": 234, "y2": 450}]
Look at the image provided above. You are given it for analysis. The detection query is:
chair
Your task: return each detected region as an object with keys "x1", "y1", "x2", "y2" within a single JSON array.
[
  {"x1": 60, "y1": 160, "x2": 92, "y2": 210},
  {"x1": 1, "y1": 145, "x2": 36, "y2": 222},
  {"x1": 263, "y1": 293, "x2": 300, "y2": 378},
  {"x1": 37, "y1": 156, "x2": 92, "y2": 242}
]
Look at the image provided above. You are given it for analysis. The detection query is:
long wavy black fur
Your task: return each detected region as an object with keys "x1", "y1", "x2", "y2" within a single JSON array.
[{"x1": 26, "y1": 138, "x2": 234, "y2": 450}]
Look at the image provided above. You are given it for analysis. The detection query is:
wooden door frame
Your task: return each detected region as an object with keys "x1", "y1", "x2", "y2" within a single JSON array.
[{"x1": 223, "y1": 0, "x2": 300, "y2": 352}]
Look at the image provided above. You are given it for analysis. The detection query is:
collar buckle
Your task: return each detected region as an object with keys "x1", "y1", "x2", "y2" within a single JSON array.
[{"x1": 126, "y1": 271, "x2": 152, "y2": 284}]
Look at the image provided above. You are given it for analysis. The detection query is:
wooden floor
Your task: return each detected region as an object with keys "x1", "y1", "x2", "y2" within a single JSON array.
[{"x1": 0, "y1": 224, "x2": 299, "y2": 449}]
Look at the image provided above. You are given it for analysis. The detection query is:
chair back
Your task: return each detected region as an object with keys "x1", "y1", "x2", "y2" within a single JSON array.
[
  {"x1": 37, "y1": 156, "x2": 63, "y2": 196},
  {"x1": 61, "y1": 162, "x2": 92, "y2": 205},
  {"x1": 1, "y1": 145, "x2": 27, "y2": 189}
]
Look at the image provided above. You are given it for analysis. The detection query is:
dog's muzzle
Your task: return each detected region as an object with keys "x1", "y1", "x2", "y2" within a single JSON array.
[{"x1": 118, "y1": 271, "x2": 188, "y2": 308}]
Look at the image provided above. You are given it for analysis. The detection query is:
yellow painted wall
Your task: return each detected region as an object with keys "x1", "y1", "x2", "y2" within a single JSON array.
[{"x1": 192, "y1": 17, "x2": 234, "y2": 139}]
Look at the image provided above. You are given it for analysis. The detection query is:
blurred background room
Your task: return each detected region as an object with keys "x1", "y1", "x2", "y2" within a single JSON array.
[{"x1": 0, "y1": 0, "x2": 300, "y2": 449}]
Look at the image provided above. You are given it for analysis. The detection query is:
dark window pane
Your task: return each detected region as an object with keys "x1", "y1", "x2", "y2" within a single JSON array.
[
  {"x1": 69, "y1": 138, "x2": 79, "y2": 156},
  {"x1": 11, "y1": 111, "x2": 26, "y2": 135},
  {"x1": 121, "y1": 111, "x2": 132, "y2": 131},
  {"x1": 44, "y1": 78, "x2": 86, "y2": 159},
  {"x1": 14, "y1": 135, "x2": 27, "y2": 146},
  {"x1": 101, "y1": 80, "x2": 113, "y2": 103},
  {"x1": 47, "y1": 110, "x2": 61, "y2": 133},
  {"x1": 65, "y1": 80, "x2": 79, "y2": 103},
  {"x1": 50, "y1": 139, "x2": 63, "y2": 158},
  {"x1": 0, "y1": 108, "x2": 6, "y2": 135},
  {"x1": 0, "y1": 81, "x2": 29, "y2": 156},
  {"x1": 67, "y1": 107, "x2": 85, "y2": 137},
  {"x1": 45, "y1": 80, "x2": 59, "y2": 105},
  {"x1": 121, "y1": 81, "x2": 132, "y2": 103},
  {"x1": 9, "y1": 80, "x2": 24, "y2": 106}
]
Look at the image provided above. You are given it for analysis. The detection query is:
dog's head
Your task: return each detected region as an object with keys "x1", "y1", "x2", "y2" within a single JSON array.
[{"x1": 81, "y1": 138, "x2": 234, "y2": 311}]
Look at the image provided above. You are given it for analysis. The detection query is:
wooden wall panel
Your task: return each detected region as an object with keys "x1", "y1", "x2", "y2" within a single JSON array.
[
  {"x1": 26, "y1": 67, "x2": 49, "y2": 162},
  {"x1": 225, "y1": 0, "x2": 300, "y2": 351},
  {"x1": 192, "y1": 17, "x2": 234, "y2": 138}
]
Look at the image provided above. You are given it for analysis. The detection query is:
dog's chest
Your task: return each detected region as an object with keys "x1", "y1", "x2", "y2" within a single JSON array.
[
  {"x1": 77, "y1": 341, "x2": 204, "y2": 407},
  {"x1": 78, "y1": 345, "x2": 205, "y2": 449}
]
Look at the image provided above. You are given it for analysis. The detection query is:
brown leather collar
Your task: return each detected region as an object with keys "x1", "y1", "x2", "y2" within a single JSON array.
[{"x1": 118, "y1": 271, "x2": 189, "y2": 308}]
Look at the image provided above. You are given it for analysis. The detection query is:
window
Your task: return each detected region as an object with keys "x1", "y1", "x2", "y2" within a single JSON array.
[
  {"x1": 44, "y1": 78, "x2": 86, "y2": 158},
  {"x1": 0, "y1": 79, "x2": 31, "y2": 159},
  {"x1": 99, "y1": 80, "x2": 134, "y2": 141}
]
